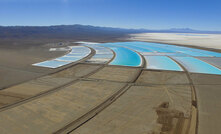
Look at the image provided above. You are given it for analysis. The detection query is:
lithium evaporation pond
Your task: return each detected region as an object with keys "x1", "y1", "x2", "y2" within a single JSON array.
[
  {"x1": 144, "y1": 56, "x2": 183, "y2": 71},
  {"x1": 197, "y1": 57, "x2": 221, "y2": 69},
  {"x1": 126, "y1": 42, "x2": 176, "y2": 53},
  {"x1": 108, "y1": 46, "x2": 142, "y2": 67},
  {"x1": 33, "y1": 60, "x2": 70, "y2": 68},
  {"x1": 85, "y1": 45, "x2": 114, "y2": 64},
  {"x1": 97, "y1": 43, "x2": 142, "y2": 67},
  {"x1": 56, "y1": 56, "x2": 80, "y2": 62},
  {"x1": 33, "y1": 46, "x2": 91, "y2": 68},
  {"x1": 109, "y1": 42, "x2": 153, "y2": 52},
  {"x1": 173, "y1": 57, "x2": 221, "y2": 75}
]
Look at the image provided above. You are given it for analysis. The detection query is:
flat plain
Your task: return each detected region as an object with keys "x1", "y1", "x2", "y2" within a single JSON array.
[{"x1": 0, "y1": 33, "x2": 221, "y2": 134}]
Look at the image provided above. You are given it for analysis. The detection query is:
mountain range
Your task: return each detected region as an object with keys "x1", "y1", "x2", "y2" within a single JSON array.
[{"x1": 0, "y1": 24, "x2": 220, "y2": 39}]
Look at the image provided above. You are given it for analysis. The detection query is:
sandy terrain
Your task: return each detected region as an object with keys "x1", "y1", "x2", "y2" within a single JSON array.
[
  {"x1": 0, "y1": 44, "x2": 69, "y2": 89},
  {"x1": 129, "y1": 33, "x2": 221, "y2": 51},
  {"x1": 0, "y1": 35, "x2": 221, "y2": 134},
  {"x1": 0, "y1": 62, "x2": 194, "y2": 134}
]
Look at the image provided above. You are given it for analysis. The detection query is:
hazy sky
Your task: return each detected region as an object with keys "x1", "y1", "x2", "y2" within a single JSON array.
[{"x1": 0, "y1": 0, "x2": 221, "y2": 30}]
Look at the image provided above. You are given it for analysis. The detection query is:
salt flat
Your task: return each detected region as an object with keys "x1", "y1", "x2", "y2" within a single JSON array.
[{"x1": 129, "y1": 33, "x2": 221, "y2": 51}]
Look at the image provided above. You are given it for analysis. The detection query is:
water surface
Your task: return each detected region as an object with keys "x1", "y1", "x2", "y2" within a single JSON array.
[
  {"x1": 33, "y1": 60, "x2": 70, "y2": 68},
  {"x1": 173, "y1": 57, "x2": 221, "y2": 75},
  {"x1": 145, "y1": 56, "x2": 183, "y2": 71}
]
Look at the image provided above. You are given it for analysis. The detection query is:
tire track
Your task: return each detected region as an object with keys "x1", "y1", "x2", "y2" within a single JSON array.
[{"x1": 53, "y1": 52, "x2": 146, "y2": 134}]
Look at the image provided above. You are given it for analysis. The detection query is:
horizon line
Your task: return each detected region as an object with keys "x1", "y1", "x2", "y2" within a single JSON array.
[{"x1": 0, "y1": 24, "x2": 221, "y2": 32}]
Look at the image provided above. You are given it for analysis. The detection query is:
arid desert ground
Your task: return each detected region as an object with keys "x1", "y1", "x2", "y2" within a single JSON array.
[{"x1": 0, "y1": 33, "x2": 220, "y2": 134}]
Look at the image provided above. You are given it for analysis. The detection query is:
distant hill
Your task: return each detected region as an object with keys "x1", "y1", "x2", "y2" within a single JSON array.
[
  {"x1": 0, "y1": 25, "x2": 220, "y2": 39},
  {"x1": 161, "y1": 28, "x2": 221, "y2": 34},
  {"x1": 140, "y1": 28, "x2": 221, "y2": 34},
  {"x1": 0, "y1": 25, "x2": 133, "y2": 39}
]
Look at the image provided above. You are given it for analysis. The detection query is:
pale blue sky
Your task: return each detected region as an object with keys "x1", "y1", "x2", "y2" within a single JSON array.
[{"x1": 0, "y1": 0, "x2": 221, "y2": 30}]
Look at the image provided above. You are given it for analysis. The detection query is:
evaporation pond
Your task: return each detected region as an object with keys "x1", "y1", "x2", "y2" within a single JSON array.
[
  {"x1": 33, "y1": 60, "x2": 70, "y2": 68},
  {"x1": 173, "y1": 57, "x2": 221, "y2": 75},
  {"x1": 145, "y1": 56, "x2": 183, "y2": 71}
]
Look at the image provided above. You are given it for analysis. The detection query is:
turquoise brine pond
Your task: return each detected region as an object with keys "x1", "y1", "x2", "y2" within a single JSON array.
[
  {"x1": 96, "y1": 43, "x2": 142, "y2": 67},
  {"x1": 115, "y1": 41, "x2": 221, "y2": 57},
  {"x1": 145, "y1": 56, "x2": 183, "y2": 71},
  {"x1": 109, "y1": 47, "x2": 142, "y2": 67},
  {"x1": 109, "y1": 42, "x2": 153, "y2": 52},
  {"x1": 33, "y1": 41, "x2": 221, "y2": 75},
  {"x1": 173, "y1": 57, "x2": 221, "y2": 75}
]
